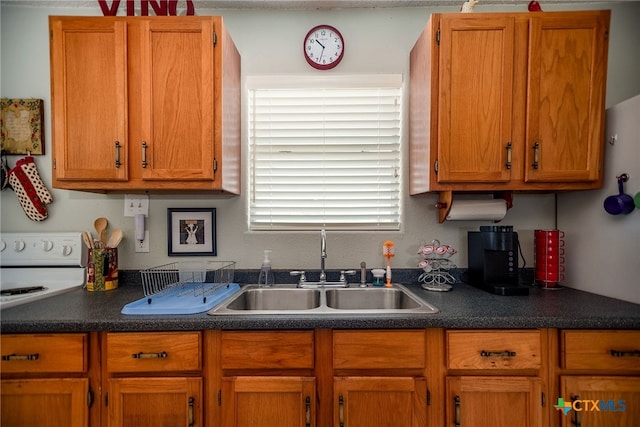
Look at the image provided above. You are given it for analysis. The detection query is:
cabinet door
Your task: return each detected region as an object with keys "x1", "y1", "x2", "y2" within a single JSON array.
[
  {"x1": 221, "y1": 376, "x2": 316, "y2": 427},
  {"x1": 559, "y1": 376, "x2": 640, "y2": 427},
  {"x1": 525, "y1": 11, "x2": 609, "y2": 183},
  {"x1": 437, "y1": 15, "x2": 515, "y2": 183},
  {"x1": 138, "y1": 18, "x2": 215, "y2": 181},
  {"x1": 50, "y1": 17, "x2": 128, "y2": 182},
  {"x1": 108, "y1": 377, "x2": 202, "y2": 427},
  {"x1": 446, "y1": 376, "x2": 543, "y2": 427},
  {"x1": 334, "y1": 377, "x2": 427, "y2": 427},
  {"x1": 1, "y1": 378, "x2": 89, "y2": 427}
]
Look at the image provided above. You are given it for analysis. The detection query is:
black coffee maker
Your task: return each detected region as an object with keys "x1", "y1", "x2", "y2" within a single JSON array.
[{"x1": 466, "y1": 225, "x2": 529, "y2": 295}]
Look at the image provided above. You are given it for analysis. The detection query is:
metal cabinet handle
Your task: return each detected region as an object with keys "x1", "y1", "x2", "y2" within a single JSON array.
[
  {"x1": 571, "y1": 395, "x2": 581, "y2": 427},
  {"x1": 505, "y1": 142, "x2": 512, "y2": 169},
  {"x1": 305, "y1": 396, "x2": 311, "y2": 427},
  {"x1": 131, "y1": 351, "x2": 168, "y2": 359},
  {"x1": 532, "y1": 141, "x2": 540, "y2": 169},
  {"x1": 2, "y1": 353, "x2": 39, "y2": 361},
  {"x1": 141, "y1": 141, "x2": 148, "y2": 168},
  {"x1": 480, "y1": 350, "x2": 516, "y2": 358},
  {"x1": 188, "y1": 396, "x2": 195, "y2": 427},
  {"x1": 610, "y1": 349, "x2": 640, "y2": 357},
  {"x1": 454, "y1": 395, "x2": 461, "y2": 427},
  {"x1": 115, "y1": 141, "x2": 121, "y2": 168},
  {"x1": 339, "y1": 395, "x2": 344, "y2": 427}
]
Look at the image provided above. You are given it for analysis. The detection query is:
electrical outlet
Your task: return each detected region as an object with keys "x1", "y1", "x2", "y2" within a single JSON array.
[
  {"x1": 124, "y1": 194, "x2": 149, "y2": 217},
  {"x1": 135, "y1": 230, "x2": 150, "y2": 253}
]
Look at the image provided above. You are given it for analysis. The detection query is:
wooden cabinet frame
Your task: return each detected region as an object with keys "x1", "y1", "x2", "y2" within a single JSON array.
[
  {"x1": 4, "y1": 327, "x2": 638, "y2": 427},
  {"x1": 410, "y1": 11, "x2": 610, "y2": 194},
  {"x1": 49, "y1": 16, "x2": 240, "y2": 194}
]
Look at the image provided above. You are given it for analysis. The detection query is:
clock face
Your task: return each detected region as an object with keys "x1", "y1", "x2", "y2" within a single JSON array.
[{"x1": 303, "y1": 25, "x2": 344, "y2": 70}]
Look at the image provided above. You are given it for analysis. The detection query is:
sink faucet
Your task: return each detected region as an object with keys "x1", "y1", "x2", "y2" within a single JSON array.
[
  {"x1": 319, "y1": 229, "x2": 327, "y2": 282},
  {"x1": 291, "y1": 229, "x2": 355, "y2": 287}
]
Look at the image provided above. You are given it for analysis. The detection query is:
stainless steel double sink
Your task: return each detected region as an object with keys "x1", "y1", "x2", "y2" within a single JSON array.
[{"x1": 207, "y1": 283, "x2": 439, "y2": 315}]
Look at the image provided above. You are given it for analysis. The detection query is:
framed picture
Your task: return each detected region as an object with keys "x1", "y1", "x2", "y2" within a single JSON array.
[
  {"x1": 1, "y1": 98, "x2": 45, "y2": 155},
  {"x1": 167, "y1": 208, "x2": 217, "y2": 256}
]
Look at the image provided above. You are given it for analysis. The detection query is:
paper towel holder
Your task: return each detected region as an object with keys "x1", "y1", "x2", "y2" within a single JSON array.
[
  {"x1": 435, "y1": 191, "x2": 513, "y2": 223},
  {"x1": 434, "y1": 191, "x2": 453, "y2": 223}
]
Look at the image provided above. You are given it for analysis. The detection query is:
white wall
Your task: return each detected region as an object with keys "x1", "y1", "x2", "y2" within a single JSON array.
[
  {"x1": 558, "y1": 94, "x2": 640, "y2": 304},
  {"x1": 1, "y1": 2, "x2": 638, "y2": 274}
]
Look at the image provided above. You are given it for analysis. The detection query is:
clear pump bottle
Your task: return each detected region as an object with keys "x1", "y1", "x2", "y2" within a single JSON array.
[{"x1": 258, "y1": 249, "x2": 275, "y2": 287}]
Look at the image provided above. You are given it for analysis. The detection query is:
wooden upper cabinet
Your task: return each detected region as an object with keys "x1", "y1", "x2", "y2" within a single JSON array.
[
  {"x1": 49, "y1": 17, "x2": 128, "y2": 182},
  {"x1": 409, "y1": 11, "x2": 610, "y2": 193},
  {"x1": 136, "y1": 19, "x2": 214, "y2": 181},
  {"x1": 437, "y1": 15, "x2": 515, "y2": 184},
  {"x1": 49, "y1": 16, "x2": 241, "y2": 193},
  {"x1": 525, "y1": 12, "x2": 610, "y2": 183}
]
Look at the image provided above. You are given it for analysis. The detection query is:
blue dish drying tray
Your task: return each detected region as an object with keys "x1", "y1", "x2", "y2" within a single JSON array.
[
  {"x1": 122, "y1": 261, "x2": 239, "y2": 315},
  {"x1": 121, "y1": 282, "x2": 240, "y2": 315}
]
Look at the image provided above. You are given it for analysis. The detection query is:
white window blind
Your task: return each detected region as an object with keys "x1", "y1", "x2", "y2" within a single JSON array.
[{"x1": 248, "y1": 75, "x2": 402, "y2": 231}]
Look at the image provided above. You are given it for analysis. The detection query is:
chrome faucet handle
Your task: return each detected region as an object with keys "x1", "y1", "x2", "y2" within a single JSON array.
[
  {"x1": 290, "y1": 270, "x2": 307, "y2": 286},
  {"x1": 339, "y1": 270, "x2": 357, "y2": 284}
]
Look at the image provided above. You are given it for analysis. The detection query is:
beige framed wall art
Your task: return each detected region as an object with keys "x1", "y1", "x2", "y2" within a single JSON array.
[{"x1": 1, "y1": 98, "x2": 45, "y2": 155}]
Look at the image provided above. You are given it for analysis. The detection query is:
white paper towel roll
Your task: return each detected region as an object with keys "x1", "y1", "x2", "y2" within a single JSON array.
[{"x1": 445, "y1": 199, "x2": 507, "y2": 221}]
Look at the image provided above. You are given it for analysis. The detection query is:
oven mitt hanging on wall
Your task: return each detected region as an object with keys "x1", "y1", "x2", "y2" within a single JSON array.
[{"x1": 8, "y1": 156, "x2": 53, "y2": 221}]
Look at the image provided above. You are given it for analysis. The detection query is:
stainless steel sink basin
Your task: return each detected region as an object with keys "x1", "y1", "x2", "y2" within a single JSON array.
[
  {"x1": 325, "y1": 287, "x2": 422, "y2": 310},
  {"x1": 224, "y1": 288, "x2": 321, "y2": 311},
  {"x1": 208, "y1": 284, "x2": 439, "y2": 315}
]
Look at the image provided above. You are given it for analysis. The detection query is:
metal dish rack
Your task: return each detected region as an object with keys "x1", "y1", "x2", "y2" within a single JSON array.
[{"x1": 140, "y1": 261, "x2": 236, "y2": 303}]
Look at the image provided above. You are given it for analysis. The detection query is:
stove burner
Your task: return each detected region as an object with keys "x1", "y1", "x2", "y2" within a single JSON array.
[{"x1": 1, "y1": 286, "x2": 47, "y2": 296}]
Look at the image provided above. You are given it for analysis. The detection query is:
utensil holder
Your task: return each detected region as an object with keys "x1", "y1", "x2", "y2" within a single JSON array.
[{"x1": 87, "y1": 248, "x2": 118, "y2": 291}]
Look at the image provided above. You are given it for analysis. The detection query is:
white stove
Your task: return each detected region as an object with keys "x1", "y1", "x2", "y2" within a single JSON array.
[{"x1": 0, "y1": 232, "x2": 86, "y2": 310}]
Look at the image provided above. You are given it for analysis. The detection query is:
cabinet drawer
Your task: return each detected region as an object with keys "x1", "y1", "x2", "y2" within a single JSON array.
[
  {"x1": 561, "y1": 330, "x2": 640, "y2": 371},
  {"x1": 106, "y1": 332, "x2": 201, "y2": 373},
  {"x1": 221, "y1": 331, "x2": 314, "y2": 370},
  {"x1": 446, "y1": 330, "x2": 541, "y2": 370},
  {"x1": 333, "y1": 330, "x2": 425, "y2": 370},
  {"x1": 1, "y1": 333, "x2": 88, "y2": 374}
]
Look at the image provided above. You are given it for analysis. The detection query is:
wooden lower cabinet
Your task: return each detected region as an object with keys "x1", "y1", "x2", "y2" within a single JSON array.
[
  {"x1": 446, "y1": 376, "x2": 543, "y2": 427},
  {"x1": 1, "y1": 378, "x2": 89, "y2": 427},
  {"x1": 5, "y1": 328, "x2": 640, "y2": 427},
  {"x1": 103, "y1": 332, "x2": 203, "y2": 427},
  {"x1": 0, "y1": 333, "x2": 94, "y2": 427},
  {"x1": 331, "y1": 330, "x2": 429, "y2": 427},
  {"x1": 221, "y1": 376, "x2": 315, "y2": 427},
  {"x1": 552, "y1": 330, "x2": 640, "y2": 427},
  {"x1": 444, "y1": 330, "x2": 546, "y2": 427},
  {"x1": 334, "y1": 376, "x2": 427, "y2": 427},
  {"x1": 108, "y1": 377, "x2": 202, "y2": 427},
  {"x1": 558, "y1": 376, "x2": 640, "y2": 427},
  {"x1": 218, "y1": 331, "x2": 316, "y2": 427}
]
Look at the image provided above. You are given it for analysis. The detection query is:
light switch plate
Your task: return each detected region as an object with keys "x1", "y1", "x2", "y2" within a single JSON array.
[{"x1": 124, "y1": 194, "x2": 149, "y2": 217}]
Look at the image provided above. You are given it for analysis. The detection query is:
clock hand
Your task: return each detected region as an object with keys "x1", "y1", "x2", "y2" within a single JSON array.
[{"x1": 315, "y1": 39, "x2": 326, "y2": 49}]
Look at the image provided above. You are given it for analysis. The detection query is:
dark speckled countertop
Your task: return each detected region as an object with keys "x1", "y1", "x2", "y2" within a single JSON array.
[{"x1": 2, "y1": 269, "x2": 639, "y2": 333}]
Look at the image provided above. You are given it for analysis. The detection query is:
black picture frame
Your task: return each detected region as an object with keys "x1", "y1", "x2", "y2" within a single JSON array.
[{"x1": 167, "y1": 208, "x2": 217, "y2": 256}]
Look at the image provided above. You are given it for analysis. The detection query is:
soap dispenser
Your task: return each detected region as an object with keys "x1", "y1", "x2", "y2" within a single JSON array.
[{"x1": 258, "y1": 249, "x2": 275, "y2": 287}]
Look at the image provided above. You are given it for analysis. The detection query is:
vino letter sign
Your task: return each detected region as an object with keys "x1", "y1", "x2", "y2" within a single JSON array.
[{"x1": 98, "y1": 0, "x2": 195, "y2": 16}]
